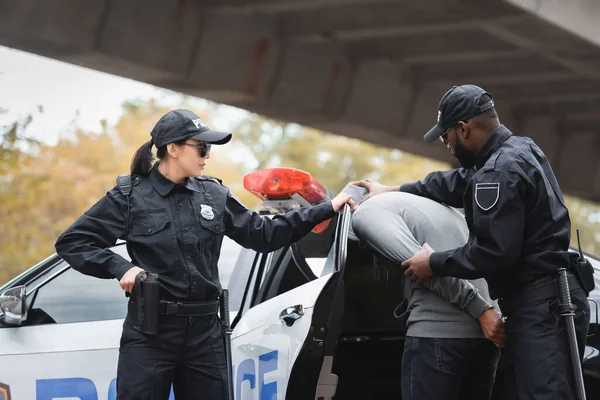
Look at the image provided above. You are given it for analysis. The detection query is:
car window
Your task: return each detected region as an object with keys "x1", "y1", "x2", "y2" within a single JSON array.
[
  {"x1": 26, "y1": 265, "x2": 127, "y2": 324},
  {"x1": 15, "y1": 245, "x2": 130, "y2": 326},
  {"x1": 249, "y1": 214, "x2": 339, "y2": 307}
]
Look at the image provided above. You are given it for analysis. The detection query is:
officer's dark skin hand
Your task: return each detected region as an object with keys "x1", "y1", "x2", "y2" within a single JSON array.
[
  {"x1": 120, "y1": 266, "x2": 145, "y2": 293},
  {"x1": 478, "y1": 308, "x2": 506, "y2": 348},
  {"x1": 350, "y1": 179, "x2": 400, "y2": 205},
  {"x1": 402, "y1": 243, "x2": 434, "y2": 283}
]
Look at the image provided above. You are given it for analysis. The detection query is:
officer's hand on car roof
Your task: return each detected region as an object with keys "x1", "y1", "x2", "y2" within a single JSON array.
[
  {"x1": 350, "y1": 178, "x2": 399, "y2": 206},
  {"x1": 402, "y1": 243, "x2": 434, "y2": 283},
  {"x1": 331, "y1": 192, "x2": 355, "y2": 212}
]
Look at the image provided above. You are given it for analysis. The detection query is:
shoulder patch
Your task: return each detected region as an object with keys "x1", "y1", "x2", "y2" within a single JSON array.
[
  {"x1": 195, "y1": 175, "x2": 223, "y2": 185},
  {"x1": 475, "y1": 183, "x2": 500, "y2": 211}
]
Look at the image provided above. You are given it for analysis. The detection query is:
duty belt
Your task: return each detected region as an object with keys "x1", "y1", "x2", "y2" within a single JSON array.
[
  {"x1": 159, "y1": 299, "x2": 219, "y2": 316},
  {"x1": 499, "y1": 272, "x2": 581, "y2": 317}
]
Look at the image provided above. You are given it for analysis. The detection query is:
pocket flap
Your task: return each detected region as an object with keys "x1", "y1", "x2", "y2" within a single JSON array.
[
  {"x1": 131, "y1": 216, "x2": 169, "y2": 236},
  {"x1": 199, "y1": 215, "x2": 224, "y2": 234}
]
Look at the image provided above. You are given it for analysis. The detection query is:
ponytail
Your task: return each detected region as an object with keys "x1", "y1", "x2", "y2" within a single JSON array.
[{"x1": 130, "y1": 140, "x2": 155, "y2": 176}]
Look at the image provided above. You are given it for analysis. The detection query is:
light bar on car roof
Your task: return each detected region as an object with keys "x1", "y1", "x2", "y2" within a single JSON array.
[{"x1": 243, "y1": 168, "x2": 327, "y2": 204}]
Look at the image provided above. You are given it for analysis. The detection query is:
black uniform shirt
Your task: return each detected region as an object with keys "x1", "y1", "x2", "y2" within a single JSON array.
[
  {"x1": 400, "y1": 125, "x2": 576, "y2": 299},
  {"x1": 55, "y1": 166, "x2": 337, "y2": 301}
]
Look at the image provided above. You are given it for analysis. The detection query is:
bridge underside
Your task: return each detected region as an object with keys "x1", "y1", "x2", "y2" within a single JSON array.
[{"x1": 1, "y1": 0, "x2": 600, "y2": 200}]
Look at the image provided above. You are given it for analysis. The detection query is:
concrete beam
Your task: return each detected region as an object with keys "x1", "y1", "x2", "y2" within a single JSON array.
[
  {"x1": 267, "y1": 40, "x2": 351, "y2": 118},
  {"x1": 479, "y1": 20, "x2": 600, "y2": 78},
  {"x1": 188, "y1": 10, "x2": 279, "y2": 104},
  {"x1": 230, "y1": 0, "x2": 398, "y2": 13},
  {"x1": 515, "y1": 99, "x2": 600, "y2": 118},
  {"x1": 277, "y1": 0, "x2": 523, "y2": 38},
  {"x1": 97, "y1": 0, "x2": 202, "y2": 80},
  {"x1": 0, "y1": 0, "x2": 106, "y2": 55},
  {"x1": 505, "y1": 0, "x2": 600, "y2": 49},
  {"x1": 412, "y1": 54, "x2": 569, "y2": 84},
  {"x1": 404, "y1": 82, "x2": 448, "y2": 142},
  {"x1": 484, "y1": 79, "x2": 600, "y2": 103},
  {"x1": 346, "y1": 27, "x2": 519, "y2": 61},
  {"x1": 341, "y1": 60, "x2": 412, "y2": 134}
]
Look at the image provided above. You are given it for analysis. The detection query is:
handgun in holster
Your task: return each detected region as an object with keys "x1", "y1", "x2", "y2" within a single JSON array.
[
  {"x1": 571, "y1": 230, "x2": 596, "y2": 297},
  {"x1": 132, "y1": 271, "x2": 160, "y2": 335}
]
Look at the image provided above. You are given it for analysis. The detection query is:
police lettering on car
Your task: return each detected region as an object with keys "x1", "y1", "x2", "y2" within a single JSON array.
[
  {"x1": 354, "y1": 85, "x2": 591, "y2": 400},
  {"x1": 54, "y1": 109, "x2": 354, "y2": 400}
]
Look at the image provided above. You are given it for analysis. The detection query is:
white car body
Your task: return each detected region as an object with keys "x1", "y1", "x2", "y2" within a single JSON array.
[
  {"x1": 0, "y1": 200, "x2": 351, "y2": 400},
  {"x1": 2, "y1": 185, "x2": 599, "y2": 400}
]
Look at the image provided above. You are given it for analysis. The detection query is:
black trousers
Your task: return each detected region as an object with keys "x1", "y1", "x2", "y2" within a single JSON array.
[
  {"x1": 503, "y1": 288, "x2": 590, "y2": 400},
  {"x1": 116, "y1": 312, "x2": 227, "y2": 400},
  {"x1": 401, "y1": 336, "x2": 500, "y2": 400}
]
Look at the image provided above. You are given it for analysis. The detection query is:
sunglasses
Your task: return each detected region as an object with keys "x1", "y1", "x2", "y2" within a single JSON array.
[
  {"x1": 183, "y1": 142, "x2": 212, "y2": 157},
  {"x1": 439, "y1": 126, "x2": 452, "y2": 143}
]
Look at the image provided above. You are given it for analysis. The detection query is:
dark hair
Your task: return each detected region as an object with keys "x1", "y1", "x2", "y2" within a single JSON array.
[
  {"x1": 478, "y1": 94, "x2": 498, "y2": 119},
  {"x1": 130, "y1": 139, "x2": 188, "y2": 176}
]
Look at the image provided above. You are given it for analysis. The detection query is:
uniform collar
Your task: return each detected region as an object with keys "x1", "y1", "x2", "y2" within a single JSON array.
[
  {"x1": 150, "y1": 164, "x2": 203, "y2": 196},
  {"x1": 149, "y1": 164, "x2": 178, "y2": 196},
  {"x1": 475, "y1": 125, "x2": 512, "y2": 170}
]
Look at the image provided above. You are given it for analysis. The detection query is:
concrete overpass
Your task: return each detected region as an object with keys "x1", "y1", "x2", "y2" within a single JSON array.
[{"x1": 1, "y1": 0, "x2": 600, "y2": 201}]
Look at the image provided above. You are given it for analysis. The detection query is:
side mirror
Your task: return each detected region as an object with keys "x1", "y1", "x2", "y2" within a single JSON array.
[{"x1": 0, "y1": 285, "x2": 28, "y2": 326}]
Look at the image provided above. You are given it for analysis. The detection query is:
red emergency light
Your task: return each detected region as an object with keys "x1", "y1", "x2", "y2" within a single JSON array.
[
  {"x1": 243, "y1": 168, "x2": 327, "y2": 203},
  {"x1": 243, "y1": 168, "x2": 331, "y2": 233}
]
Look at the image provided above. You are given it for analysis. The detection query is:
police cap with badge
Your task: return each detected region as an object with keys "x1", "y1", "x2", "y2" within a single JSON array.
[{"x1": 150, "y1": 109, "x2": 232, "y2": 148}]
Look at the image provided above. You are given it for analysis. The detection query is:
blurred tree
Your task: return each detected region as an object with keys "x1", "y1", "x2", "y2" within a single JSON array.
[
  {"x1": 229, "y1": 112, "x2": 449, "y2": 193},
  {"x1": 2, "y1": 101, "x2": 600, "y2": 286},
  {"x1": 0, "y1": 101, "x2": 248, "y2": 284}
]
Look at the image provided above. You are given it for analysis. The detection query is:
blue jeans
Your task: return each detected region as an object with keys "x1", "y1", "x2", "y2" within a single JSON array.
[{"x1": 401, "y1": 336, "x2": 500, "y2": 400}]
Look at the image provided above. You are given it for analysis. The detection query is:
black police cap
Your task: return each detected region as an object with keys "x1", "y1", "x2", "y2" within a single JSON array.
[
  {"x1": 150, "y1": 109, "x2": 232, "y2": 148},
  {"x1": 423, "y1": 85, "x2": 495, "y2": 142}
]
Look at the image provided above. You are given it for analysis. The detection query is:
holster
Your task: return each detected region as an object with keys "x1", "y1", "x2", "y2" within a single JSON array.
[
  {"x1": 132, "y1": 272, "x2": 160, "y2": 335},
  {"x1": 571, "y1": 256, "x2": 595, "y2": 297}
]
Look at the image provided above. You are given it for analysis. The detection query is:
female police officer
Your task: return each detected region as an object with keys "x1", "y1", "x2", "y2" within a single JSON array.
[{"x1": 55, "y1": 109, "x2": 354, "y2": 400}]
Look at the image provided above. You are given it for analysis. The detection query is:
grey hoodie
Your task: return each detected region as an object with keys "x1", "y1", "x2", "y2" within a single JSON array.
[{"x1": 350, "y1": 189, "x2": 496, "y2": 339}]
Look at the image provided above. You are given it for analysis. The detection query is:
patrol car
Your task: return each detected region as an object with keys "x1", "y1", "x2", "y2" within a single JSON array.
[{"x1": 1, "y1": 167, "x2": 599, "y2": 400}]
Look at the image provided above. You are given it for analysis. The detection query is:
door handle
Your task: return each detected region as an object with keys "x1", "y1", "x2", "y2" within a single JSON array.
[{"x1": 279, "y1": 304, "x2": 304, "y2": 327}]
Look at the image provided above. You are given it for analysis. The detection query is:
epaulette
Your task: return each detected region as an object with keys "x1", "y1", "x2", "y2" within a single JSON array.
[
  {"x1": 482, "y1": 151, "x2": 501, "y2": 172},
  {"x1": 195, "y1": 175, "x2": 223, "y2": 185}
]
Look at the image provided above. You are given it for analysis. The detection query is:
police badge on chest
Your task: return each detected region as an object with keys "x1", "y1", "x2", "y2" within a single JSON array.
[{"x1": 200, "y1": 204, "x2": 215, "y2": 220}]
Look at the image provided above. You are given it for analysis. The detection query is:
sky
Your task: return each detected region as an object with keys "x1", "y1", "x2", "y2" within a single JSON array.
[{"x1": 0, "y1": 45, "x2": 248, "y2": 146}]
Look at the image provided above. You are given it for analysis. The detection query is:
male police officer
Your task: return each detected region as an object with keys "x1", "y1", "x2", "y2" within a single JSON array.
[{"x1": 353, "y1": 85, "x2": 590, "y2": 400}]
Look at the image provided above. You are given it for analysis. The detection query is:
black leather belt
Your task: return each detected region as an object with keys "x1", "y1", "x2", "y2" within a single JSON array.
[
  {"x1": 499, "y1": 272, "x2": 581, "y2": 316},
  {"x1": 159, "y1": 299, "x2": 219, "y2": 316}
]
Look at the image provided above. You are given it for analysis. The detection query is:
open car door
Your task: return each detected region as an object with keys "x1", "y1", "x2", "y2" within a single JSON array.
[{"x1": 228, "y1": 168, "x2": 352, "y2": 400}]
